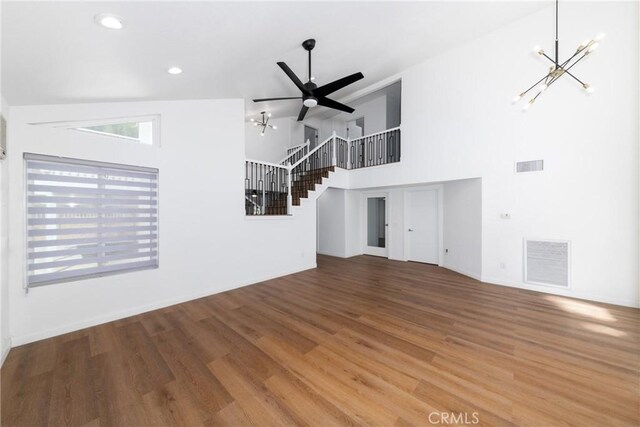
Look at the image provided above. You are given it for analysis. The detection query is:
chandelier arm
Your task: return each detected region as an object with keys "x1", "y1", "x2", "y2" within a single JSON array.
[
  {"x1": 558, "y1": 68, "x2": 586, "y2": 86},
  {"x1": 522, "y1": 72, "x2": 553, "y2": 96},
  {"x1": 556, "y1": 43, "x2": 590, "y2": 68},
  {"x1": 539, "y1": 52, "x2": 586, "y2": 86},
  {"x1": 541, "y1": 50, "x2": 579, "y2": 71},
  {"x1": 561, "y1": 52, "x2": 589, "y2": 76},
  {"x1": 529, "y1": 74, "x2": 561, "y2": 104}
]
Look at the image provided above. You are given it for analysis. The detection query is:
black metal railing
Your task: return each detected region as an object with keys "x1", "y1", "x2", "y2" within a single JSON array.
[
  {"x1": 290, "y1": 139, "x2": 333, "y2": 183},
  {"x1": 344, "y1": 127, "x2": 401, "y2": 170},
  {"x1": 244, "y1": 128, "x2": 401, "y2": 215},
  {"x1": 335, "y1": 136, "x2": 349, "y2": 169},
  {"x1": 245, "y1": 160, "x2": 289, "y2": 215},
  {"x1": 280, "y1": 144, "x2": 309, "y2": 166}
]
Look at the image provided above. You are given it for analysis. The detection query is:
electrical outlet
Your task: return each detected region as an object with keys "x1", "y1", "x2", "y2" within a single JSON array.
[{"x1": 500, "y1": 213, "x2": 512, "y2": 220}]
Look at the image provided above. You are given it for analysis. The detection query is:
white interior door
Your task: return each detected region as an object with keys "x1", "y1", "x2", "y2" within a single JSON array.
[
  {"x1": 364, "y1": 195, "x2": 388, "y2": 257},
  {"x1": 406, "y1": 190, "x2": 439, "y2": 264}
]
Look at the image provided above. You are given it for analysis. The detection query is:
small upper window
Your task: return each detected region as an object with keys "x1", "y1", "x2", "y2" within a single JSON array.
[{"x1": 75, "y1": 120, "x2": 154, "y2": 145}]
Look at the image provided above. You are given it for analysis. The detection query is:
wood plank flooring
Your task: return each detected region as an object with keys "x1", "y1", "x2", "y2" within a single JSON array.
[{"x1": 2, "y1": 255, "x2": 639, "y2": 426}]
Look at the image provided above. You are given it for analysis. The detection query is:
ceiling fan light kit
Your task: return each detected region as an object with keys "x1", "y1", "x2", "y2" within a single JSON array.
[
  {"x1": 514, "y1": 0, "x2": 602, "y2": 111},
  {"x1": 253, "y1": 38, "x2": 364, "y2": 121}
]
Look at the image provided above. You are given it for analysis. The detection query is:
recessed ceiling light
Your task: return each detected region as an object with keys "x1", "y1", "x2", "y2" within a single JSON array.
[
  {"x1": 167, "y1": 67, "x2": 183, "y2": 75},
  {"x1": 94, "y1": 13, "x2": 125, "y2": 30}
]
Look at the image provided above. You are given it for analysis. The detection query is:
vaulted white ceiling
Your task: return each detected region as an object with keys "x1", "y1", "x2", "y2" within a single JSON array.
[{"x1": 2, "y1": 1, "x2": 547, "y2": 118}]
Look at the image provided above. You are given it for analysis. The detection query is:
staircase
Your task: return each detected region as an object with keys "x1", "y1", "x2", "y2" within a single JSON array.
[
  {"x1": 291, "y1": 166, "x2": 335, "y2": 206},
  {"x1": 244, "y1": 127, "x2": 401, "y2": 216}
]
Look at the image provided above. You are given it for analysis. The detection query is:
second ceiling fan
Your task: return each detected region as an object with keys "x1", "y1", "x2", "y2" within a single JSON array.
[{"x1": 253, "y1": 39, "x2": 364, "y2": 121}]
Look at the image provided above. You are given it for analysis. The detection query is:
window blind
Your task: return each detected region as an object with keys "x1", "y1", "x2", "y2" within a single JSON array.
[{"x1": 25, "y1": 153, "x2": 159, "y2": 287}]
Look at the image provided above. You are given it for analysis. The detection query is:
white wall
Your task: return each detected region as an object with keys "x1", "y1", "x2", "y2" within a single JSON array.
[
  {"x1": 7, "y1": 99, "x2": 318, "y2": 345},
  {"x1": 0, "y1": 95, "x2": 10, "y2": 364},
  {"x1": 323, "y1": 94, "x2": 388, "y2": 139},
  {"x1": 317, "y1": 188, "x2": 347, "y2": 257},
  {"x1": 344, "y1": 2, "x2": 639, "y2": 307},
  {"x1": 443, "y1": 179, "x2": 482, "y2": 280},
  {"x1": 0, "y1": 0, "x2": 11, "y2": 365}
]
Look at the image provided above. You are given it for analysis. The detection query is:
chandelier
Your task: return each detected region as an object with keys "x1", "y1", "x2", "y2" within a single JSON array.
[
  {"x1": 250, "y1": 111, "x2": 277, "y2": 136},
  {"x1": 514, "y1": 0, "x2": 603, "y2": 110}
]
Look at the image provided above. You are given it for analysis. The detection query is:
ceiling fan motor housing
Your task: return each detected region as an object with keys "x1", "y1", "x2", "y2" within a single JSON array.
[{"x1": 302, "y1": 39, "x2": 316, "y2": 51}]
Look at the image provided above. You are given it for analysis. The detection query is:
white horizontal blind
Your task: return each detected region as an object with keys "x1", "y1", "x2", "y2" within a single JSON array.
[{"x1": 25, "y1": 153, "x2": 159, "y2": 287}]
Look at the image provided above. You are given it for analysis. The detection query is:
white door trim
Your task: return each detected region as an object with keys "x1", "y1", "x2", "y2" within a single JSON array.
[
  {"x1": 403, "y1": 185, "x2": 444, "y2": 265},
  {"x1": 362, "y1": 191, "x2": 389, "y2": 257}
]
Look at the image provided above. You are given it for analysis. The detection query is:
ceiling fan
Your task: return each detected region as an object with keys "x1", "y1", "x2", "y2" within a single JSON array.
[{"x1": 253, "y1": 39, "x2": 364, "y2": 121}]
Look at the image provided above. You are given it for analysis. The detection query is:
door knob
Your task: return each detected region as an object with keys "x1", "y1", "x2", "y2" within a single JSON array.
[{"x1": 408, "y1": 229, "x2": 414, "y2": 232}]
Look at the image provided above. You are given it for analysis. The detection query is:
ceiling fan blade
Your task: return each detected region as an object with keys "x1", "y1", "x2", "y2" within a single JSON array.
[
  {"x1": 314, "y1": 72, "x2": 364, "y2": 97},
  {"x1": 277, "y1": 62, "x2": 308, "y2": 94},
  {"x1": 253, "y1": 97, "x2": 302, "y2": 102},
  {"x1": 317, "y1": 97, "x2": 355, "y2": 114},
  {"x1": 297, "y1": 105, "x2": 309, "y2": 121}
]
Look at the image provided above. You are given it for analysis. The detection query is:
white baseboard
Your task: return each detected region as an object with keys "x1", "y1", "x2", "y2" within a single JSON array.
[
  {"x1": 443, "y1": 264, "x2": 482, "y2": 281},
  {"x1": 482, "y1": 275, "x2": 640, "y2": 308},
  {"x1": 317, "y1": 250, "x2": 347, "y2": 258},
  {"x1": 11, "y1": 263, "x2": 317, "y2": 347},
  {"x1": 1, "y1": 337, "x2": 11, "y2": 367}
]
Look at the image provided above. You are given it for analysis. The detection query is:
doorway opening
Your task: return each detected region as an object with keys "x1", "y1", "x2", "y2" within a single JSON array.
[
  {"x1": 364, "y1": 194, "x2": 388, "y2": 257},
  {"x1": 304, "y1": 125, "x2": 319, "y2": 150}
]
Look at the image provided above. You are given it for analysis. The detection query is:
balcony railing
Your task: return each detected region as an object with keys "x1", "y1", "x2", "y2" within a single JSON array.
[
  {"x1": 343, "y1": 127, "x2": 401, "y2": 170},
  {"x1": 245, "y1": 127, "x2": 401, "y2": 215}
]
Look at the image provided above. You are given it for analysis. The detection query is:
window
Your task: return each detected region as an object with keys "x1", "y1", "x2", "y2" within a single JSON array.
[
  {"x1": 64, "y1": 116, "x2": 159, "y2": 145},
  {"x1": 25, "y1": 153, "x2": 159, "y2": 287},
  {"x1": 77, "y1": 121, "x2": 153, "y2": 143}
]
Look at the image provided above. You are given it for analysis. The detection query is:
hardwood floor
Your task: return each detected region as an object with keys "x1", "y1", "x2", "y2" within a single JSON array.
[{"x1": 2, "y1": 255, "x2": 639, "y2": 426}]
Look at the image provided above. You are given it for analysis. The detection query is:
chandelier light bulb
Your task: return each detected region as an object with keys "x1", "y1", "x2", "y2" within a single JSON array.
[
  {"x1": 522, "y1": 100, "x2": 535, "y2": 111},
  {"x1": 533, "y1": 45, "x2": 544, "y2": 55},
  {"x1": 578, "y1": 39, "x2": 591, "y2": 50},
  {"x1": 512, "y1": 94, "x2": 523, "y2": 103},
  {"x1": 272, "y1": 125, "x2": 277, "y2": 130},
  {"x1": 587, "y1": 42, "x2": 599, "y2": 53},
  {"x1": 583, "y1": 84, "x2": 595, "y2": 94},
  {"x1": 594, "y1": 33, "x2": 605, "y2": 42},
  {"x1": 260, "y1": 132, "x2": 265, "y2": 137},
  {"x1": 250, "y1": 118, "x2": 255, "y2": 122},
  {"x1": 267, "y1": 113, "x2": 272, "y2": 117}
]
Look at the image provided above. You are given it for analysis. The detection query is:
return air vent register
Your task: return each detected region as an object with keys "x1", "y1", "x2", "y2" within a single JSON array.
[
  {"x1": 516, "y1": 159, "x2": 544, "y2": 173},
  {"x1": 524, "y1": 239, "x2": 570, "y2": 288}
]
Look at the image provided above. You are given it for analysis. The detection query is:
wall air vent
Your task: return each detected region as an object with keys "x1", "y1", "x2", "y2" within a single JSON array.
[
  {"x1": 516, "y1": 159, "x2": 543, "y2": 173},
  {"x1": 524, "y1": 239, "x2": 570, "y2": 288}
]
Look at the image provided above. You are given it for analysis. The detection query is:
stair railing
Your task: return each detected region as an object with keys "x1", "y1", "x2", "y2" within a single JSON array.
[
  {"x1": 277, "y1": 139, "x2": 310, "y2": 166},
  {"x1": 288, "y1": 134, "x2": 336, "y2": 208},
  {"x1": 245, "y1": 134, "x2": 337, "y2": 216},
  {"x1": 245, "y1": 159, "x2": 290, "y2": 215},
  {"x1": 244, "y1": 127, "x2": 401, "y2": 216}
]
